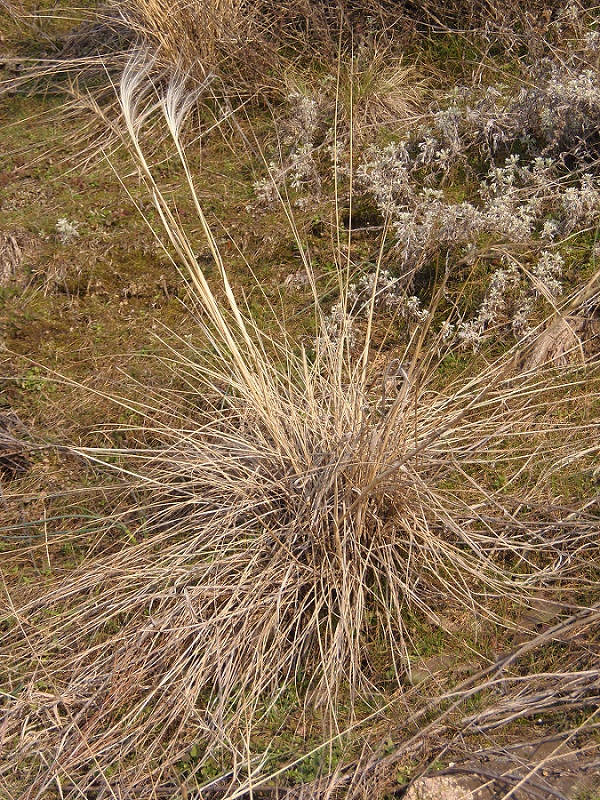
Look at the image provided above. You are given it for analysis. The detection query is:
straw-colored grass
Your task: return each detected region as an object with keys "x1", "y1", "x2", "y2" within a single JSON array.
[
  {"x1": 1, "y1": 50, "x2": 599, "y2": 798},
  {"x1": 323, "y1": 48, "x2": 430, "y2": 139},
  {"x1": 126, "y1": 0, "x2": 249, "y2": 73}
]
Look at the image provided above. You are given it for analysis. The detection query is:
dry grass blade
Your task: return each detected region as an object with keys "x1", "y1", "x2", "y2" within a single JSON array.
[{"x1": 520, "y1": 267, "x2": 600, "y2": 370}]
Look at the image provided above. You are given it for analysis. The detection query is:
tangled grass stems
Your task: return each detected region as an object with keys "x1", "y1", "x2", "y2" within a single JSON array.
[{"x1": 1, "y1": 53, "x2": 600, "y2": 798}]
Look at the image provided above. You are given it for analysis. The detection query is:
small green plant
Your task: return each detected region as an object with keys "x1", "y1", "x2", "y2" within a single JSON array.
[
  {"x1": 287, "y1": 741, "x2": 345, "y2": 785},
  {"x1": 19, "y1": 367, "x2": 46, "y2": 392}
]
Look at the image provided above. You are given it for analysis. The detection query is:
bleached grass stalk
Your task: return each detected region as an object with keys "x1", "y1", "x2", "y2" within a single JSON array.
[{"x1": 1, "y1": 53, "x2": 599, "y2": 798}]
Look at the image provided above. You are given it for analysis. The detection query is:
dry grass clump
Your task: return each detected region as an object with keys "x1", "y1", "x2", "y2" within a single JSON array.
[
  {"x1": 120, "y1": 0, "x2": 400, "y2": 73},
  {"x1": 110, "y1": 0, "x2": 430, "y2": 116},
  {"x1": 1, "y1": 55, "x2": 599, "y2": 798},
  {"x1": 334, "y1": 48, "x2": 430, "y2": 139},
  {"x1": 123, "y1": 0, "x2": 255, "y2": 77}
]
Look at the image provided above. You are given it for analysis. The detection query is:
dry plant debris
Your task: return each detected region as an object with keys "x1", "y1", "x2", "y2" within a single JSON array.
[{"x1": 0, "y1": 231, "x2": 24, "y2": 287}]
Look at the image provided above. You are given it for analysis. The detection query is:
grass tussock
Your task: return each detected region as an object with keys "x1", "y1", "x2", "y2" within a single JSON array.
[{"x1": 1, "y1": 49, "x2": 600, "y2": 798}]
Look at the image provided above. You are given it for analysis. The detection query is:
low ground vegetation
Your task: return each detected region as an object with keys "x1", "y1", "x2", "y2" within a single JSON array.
[{"x1": 1, "y1": 1, "x2": 600, "y2": 798}]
